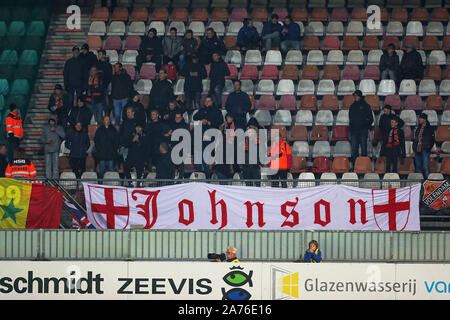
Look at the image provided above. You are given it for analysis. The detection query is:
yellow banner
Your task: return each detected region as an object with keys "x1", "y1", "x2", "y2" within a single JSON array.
[{"x1": 0, "y1": 178, "x2": 32, "y2": 229}]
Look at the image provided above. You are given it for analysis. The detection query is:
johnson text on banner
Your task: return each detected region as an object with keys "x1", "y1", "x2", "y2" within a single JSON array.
[{"x1": 83, "y1": 182, "x2": 421, "y2": 231}]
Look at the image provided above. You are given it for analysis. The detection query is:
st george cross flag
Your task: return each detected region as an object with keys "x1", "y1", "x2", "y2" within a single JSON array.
[{"x1": 83, "y1": 182, "x2": 421, "y2": 231}]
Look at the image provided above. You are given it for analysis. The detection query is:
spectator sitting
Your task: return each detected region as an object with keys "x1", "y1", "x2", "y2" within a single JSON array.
[
  {"x1": 67, "y1": 97, "x2": 93, "y2": 133},
  {"x1": 237, "y1": 18, "x2": 260, "y2": 52},
  {"x1": 380, "y1": 43, "x2": 399, "y2": 81},
  {"x1": 79, "y1": 43, "x2": 98, "y2": 75},
  {"x1": 399, "y1": 43, "x2": 424, "y2": 82},
  {"x1": 111, "y1": 63, "x2": 133, "y2": 127},
  {"x1": 137, "y1": 28, "x2": 163, "y2": 71},
  {"x1": 304, "y1": 240, "x2": 322, "y2": 263},
  {"x1": 179, "y1": 30, "x2": 198, "y2": 72},
  {"x1": 181, "y1": 54, "x2": 207, "y2": 111},
  {"x1": 225, "y1": 80, "x2": 252, "y2": 129},
  {"x1": 413, "y1": 113, "x2": 435, "y2": 179},
  {"x1": 163, "y1": 99, "x2": 186, "y2": 125},
  {"x1": 383, "y1": 118, "x2": 405, "y2": 173},
  {"x1": 94, "y1": 115, "x2": 119, "y2": 179},
  {"x1": 261, "y1": 14, "x2": 282, "y2": 52},
  {"x1": 65, "y1": 121, "x2": 91, "y2": 179},
  {"x1": 162, "y1": 27, "x2": 183, "y2": 69},
  {"x1": 198, "y1": 28, "x2": 226, "y2": 65},
  {"x1": 5, "y1": 148, "x2": 37, "y2": 179},
  {"x1": 40, "y1": 116, "x2": 65, "y2": 179},
  {"x1": 63, "y1": 46, "x2": 87, "y2": 110},
  {"x1": 122, "y1": 91, "x2": 146, "y2": 127},
  {"x1": 0, "y1": 144, "x2": 7, "y2": 177},
  {"x1": 349, "y1": 90, "x2": 373, "y2": 164},
  {"x1": 193, "y1": 96, "x2": 224, "y2": 130},
  {"x1": 209, "y1": 52, "x2": 230, "y2": 108},
  {"x1": 149, "y1": 69, "x2": 174, "y2": 116},
  {"x1": 47, "y1": 84, "x2": 69, "y2": 127},
  {"x1": 85, "y1": 66, "x2": 105, "y2": 125},
  {"x1": 155, "y1": 142, "x2": 175, "y2": 181},
  {"x1": 280, "y1": 16, "x2": 301, "y2": 55},
  {"x1": 5, "y1": 104, "x2": 23, "y2": 163}
]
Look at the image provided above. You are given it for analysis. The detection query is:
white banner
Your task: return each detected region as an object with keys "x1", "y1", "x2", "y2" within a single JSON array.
[
  {"x1": 83, "y1": 183, "x2": 421, "y2": 231},
  {"x1": 0, "y1": 261, "x2": 448, "y2": 300}
]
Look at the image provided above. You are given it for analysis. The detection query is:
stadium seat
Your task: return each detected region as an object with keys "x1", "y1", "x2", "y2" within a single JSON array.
[
  {"x1": 257, "y1": 95, "x2": 276, "y2": 110},
  {"x1": 91, "y1": 7, "x2": 109, "y2": 22},
  {"x1": 326, "y1": 22, "x2": 344, "y2": 37},
  {"x1": 365, "y1": 22, "x2": 383, "y2": 37},
  {"x1": 130, "y1": 7, "x2": 149, "y2": 22},
  {"x1": 337, "y1": 80, "x2": 356, "y2": 95},
  {"x1": 330, "y1": 7, "x2": 348, "y2": 22},
  {"x1": 139, "y1": 64, "x2": 157, "y2": 80},
  {"x1": 365, "y1": 94, "x2": 381, "y2": 111},
  {"x1": 333, "y1": 141, "x2": 352, "y2": 157},
  {"x1": 301, "y1": 65, "x2": 319, "y2": 80},
  {"x1": 297, "y1": 172, "x2": 316, "y2": 188},
  {"x1": 391, "y1": 7, "x2": 408, "y2": 22},
  {"x1": 260, "y1": 65, "x2": 279, "y2": 80},
  {"x1": 331, "y1": 125, "x2": 349, "y2": 141},
  {"x1": 422, "y1": 36, "x2": 440, "y2": 51},
  {"x1": 167, "y1": 22, "x2": 186, "y2": 36},
  {"x1": 281, "y1": 65, "x2": 299, "y2": 81},
  {"x1": 322, "y1": 36, "x2": 340, "y2": 51},
  {"x1": 289, "y1": 125, "x2": 308, "y2": 141},
  {"x1": 300, "y1": 94, "x2": 318, "y2": 111},
  {"x1": 255, "y1": 80, "x2": 274, "y2": 95},
  {"x1": 359, "y1": 79, "x2": 376, "y2": 96},
  {"x1": 404, "y1": 95, "x2": 423, "y2": 111},
  {"x1": 88, "y1": 21, "x2": 106, "y2": 36},
  {"x1": 295, "y1": 110, "x2": 314, "y2": 126},
  {"x1": 346, "y1": 50, "x2": 364, "y2": 65},
  {"x1": 335, "y1": 110, "x2": 349, "y2": 126},
  {"x1": 424, "y1": 65, "x2": 442, "y2": 81},
  {"x1": 411, "y1": 7, "x2": 429, "y2": 21},
  {"x1": 315, "y1": 110, "x2": 334, "y2": 127},
  {"x1": 264, "y1": 50, "x2": 282, "y2": 66},
  {"x1": 290, "y1": 156, "x2": 308, "y2": 173},
  {"x1": 171, "y1": 8, "x2": 189, "y2": 22},
  {"x1": 322, "y1": 65, "x2": 340, "y2": 81},
  {"x1": 362, "y1": 65, "x2": 380, "y2": 81},
  {"x1": 273, "y1": 110, "x2": 292, "y2": 126},
  {"x1": 426, "y1": 95, "x2": 444, "y2": 110},
  {"x1": 386, "y1": 21, "x2": 404, "y2": 37},
  {"x1": 312, "y1": 141, "x2": 331, "y2": 158},
  {"x1": 254, "y1": 110, "x2": 272, "y2": 126},
  {"x1": 383, "y1": 94, "x2": 402, "y2": 111},
  {"x1": 342, "y1": 36, "x2": 360, "y2": 51},
  {"x1": 382, "y1": 173, "x2": 401, "y2": 189},
  {"x1": 279, "y1": 95, "x2": 297, "y2": 110},
  {"x1": 124, "y1": 36, "x2": 141, "y2": 51},
  {"x1": 148, "y1": 21, "x2": 166, "y2": 36},
  {"x1": 400, "y1": 110, "x2": 418, "y2": 126},
  {"x1": 111, "y1": 7, "x2": 129, "y2": 22},
  {"x1": 317, "y1": 80, "x2": 335, "y2": 95},
  {"x1": 399, "y1": 80, "x2": 417, "y2": 95},
  {"x1": 314, "y1": 158, "x2": 332, "y2": 175},
  {"x1": 152, "y1": 8, "x2": 169, "y2": 21},
  {"x1": 360, "y1": 173, "x2": 380, "y2": 189},
  {"x1": 135, "y1": 79, "x2": 152, "y2": 95},
  {"x1": 423, "y1": 110, "x2": 438, "y2": 126},
  {"x1": 225, "y1": 50, "x2": 242, "y2": 67},
  {"x1": 285, "y1": 50, "x2": 303, "y2": 65},
  {"x1": 321, "y1": 94, "x2": 339, "y2": 111},
  {"x1": 276, "y1": 79, "x2": 295, "y2": 95},
  {"x1": 305, "y1": 22, "x2": 324, "y2": 37},
  {"x1": 326, "y1": 50, "x2": 344, "y2": 65},
  {"x1": 382, "y1": 36, "x2": 400, "y2": 50},
  {"x1": 191, "y1": 8, "x2": 208, "y2": 22},
  {"x1": 441, "y1": 111, "x2": 450, "y2": 126},
  {"x1": 426, "y1": 22, "x2": 444, "y2": 36},
  {"x1": 440, "y1": 80, "x2": 450, "y2": 96},
  {"x1": 361, "y1": 36, "x2": 380, "y2": 51},
  {"x1": 332, "y1": 156, "x2": 351, "y2": 174},
  {"x1": 429, "y1": 50, "x2": 447, "y2": 65},
  {"x1": 104, "y1": 36, "x2": 122, "y2": 51},
  {"x1": 297, "y1": 80, "x2": 315, "y2": 96},
  {"x1": 418, "y1": 80, "x2": 437, "y2": 96},
  {"x1": 303, "y1": 36, "x2": 320, "y2": 50},
  {"x1": 311, "y1": 8, "x2": 328, "y2": 22},
  {"x1": 224, "y1": 36, "x2": 238, "y2": 50},
  {"x1": 367, "y1": 50, "x2": 383, "y2": 65},
  {"x1": 292, "y1": 141, "x2": 310, "y2": 157},
  {"x1": 244, "y1": 50, "x2": 262, "y2": 65},
  {"x1": 240, "y1": 65, "x2": 258, "y2": 80},
  {"x1": 354, "y1": 157, "x2": 372, "y2": 174}
]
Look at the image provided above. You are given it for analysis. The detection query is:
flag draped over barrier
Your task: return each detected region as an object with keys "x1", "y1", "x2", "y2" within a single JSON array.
[
  {"x1": 0, "y1": 178, "x2": 62, "y2": 229},
  {"x1": 83, "y1": 182, "x2": 421, "y2": 231}
]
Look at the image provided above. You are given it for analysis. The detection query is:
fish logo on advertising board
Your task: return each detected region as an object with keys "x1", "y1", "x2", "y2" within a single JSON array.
[
  {"x1": 221, "y1": 266, "x2": 253, "y2": 300},
  {"x1": 271, "y1": 266, "x2": 299, "y2": 300}
]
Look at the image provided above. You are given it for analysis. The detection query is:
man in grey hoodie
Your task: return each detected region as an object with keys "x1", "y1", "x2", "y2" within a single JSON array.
[
  {"x1": 162, "y1": 27, "x2": 183, "y2": 69},
  {"x1": 40, "y1": 117, "x2": 66, "y2": 179}
]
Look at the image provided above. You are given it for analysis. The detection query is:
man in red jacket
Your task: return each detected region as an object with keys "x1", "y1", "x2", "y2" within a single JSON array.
[{"x1": 268, "y1": 130, "x2": 292, "y2": 188}]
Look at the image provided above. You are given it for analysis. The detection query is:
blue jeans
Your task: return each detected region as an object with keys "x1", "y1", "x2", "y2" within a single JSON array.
[
  {"x1": 350, "y1": 129, "x2": 368, "y2": 163},
  {"x1": 99, "y1": 160, "x2": 114, "y2": 179},
  {"x1": 211, "y1": 84, "x2": 224, "y2": 108},
  {"x1": 381, "y1": 69, "x2": 396, "y2": 81},
  {"x1": 113, "y1": 99, "x2": 128, "y2": 126},
  {"x1": 281, "y1": 40, "x2": 300, "y2": 54},
  {"x1": 262, "y1": 31, "x2": 281, "y2": 51},
  {"x1": 414, "y1": 151, "x2": 430, "y2": 179},
  {"x1": 86, "y1": 102, "x2": 104, "y2": 125}
]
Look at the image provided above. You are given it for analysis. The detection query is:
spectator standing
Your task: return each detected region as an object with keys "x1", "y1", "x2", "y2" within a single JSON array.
[
  {"x1": 179, "y1": 30, "x2": 198, "y2": 72},
  {"x1": 0, "y1": 144, "x2": 7, "y2": 177},
  {"x1": 149, "y1": 69, "x2": 174, "y2": 115},
  {"x1": 378, "y1": 105, "x2": 404, "y2": 157},
  {"x1": 237, "y1": 18, "x2": 260, "y2": 51},
  {"x1": 198, "y1": 28, "x2": 226, "y2": 65},
  {"x1": 122, "y1": 91, "x2": 146, "y2": 127},
  {"x1": 85, "y1": 66, "x2": 105, "y2": 125},
  {"x1": 155, "y1": 142, "x2": 175, "y2": 180},
  {"x1": 225, "y1": 80, "x2": 251, "y2": 129},
  {"x1": 268, "y1": 130, "x2": 292, "y2": 188},
  {"x1": 181, "y1": 54, "x2": 207, "y2": 111},
  {"x1": 5, "y1": 148, "x2": 37, "y2": 179},
  {"x1": 383, "y1": 118, "x2": 405, "y2": 173},
  {"x1": 47, "y1": 84, "x2": 69, "y2": 127},
  {"x1": 162, "y1": 27, "x2": 183, "y2": 68},
  {"x1": 5, "y1": 104, "x2": 23, "y2": 163},
  {"x1": 399, "y1": 43, "x2": 424, "y2": 82},
  {"x1": 65, "y1": 121, "x2": 91, "y2": 178},
  {"x1": 145, "y1": 109, "x2": 171, "y2": 169},
  {"x1": 380, "y1": 43, "x2": 399, "y2": 81},
  {"x1": 209, "y1": 52, "x2": 230, "y2": 108},
  {"x1": 94, "y1": 115, "x2": 119, "y2": 179},
  {"x1": 67, "y1": 98, "x2": 93, "y2": 132},
  {"x1": 96, "y1": 49, "x2": 113, "y2": 115},
  {"x1": 194, "y1": 96, "x2": 224, "y2": 130},
  {"x1": 111, "y1": 63, "x2": 133, "y2": 127},
  {"x1": 123, "y1": 124, "x2": 147, "y2": 187},
  {"x1": 304, "y1": 240, "x2": 322, "y2": 263},
  {"x1": 242, "y1": 117, "x2": 262, "y2": 186},
  {"x1": 40, "y1": 117, "x2": 65, "y2": 179},
  {"x1": 280, "y1": 16, "x2": 301, "y2": 55},
  {"x1": 169, "y1": 110, "x2": 189, "y2": 132},
  {"x1": 261, "y1": 14, "x2": 282, "y2": 52},
  {"x1": 119, "y1": 106, "x2": 137, "y2": 162},
  {"x1": 136, "y1": 28, "x2": 163, "y2": 71},
  {"x1": 79, "y1": 43, "x2": 98, "y2": 75},
  {"x1": 163, "y1": 99, "x2": 186, "y2": 125},
  {"x1": 349, "y1": 90, "x2": 373, "y2": 164},
  {"x1": 64, "y1": 46, "x2": 87, "y2": 109},
  {"x1": 413, "y1": 113, "x2": 435, "y2": 179}
]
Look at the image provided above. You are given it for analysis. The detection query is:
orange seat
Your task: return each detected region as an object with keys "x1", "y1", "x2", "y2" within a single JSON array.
[
  {"x1": 331, "y1": 125, "x2": 349, "y2": 141},
  {"x1": 303, "y1": 36, "x2": 319, "y2": 50},
  {"x1": 411, "y1": 7, "x2": 429, "y2": 22},
  {"x1": 391, "y1": 7, "x2": 408, "y2": 23},
  {"x1": 86, "y1": 156, "x2": 96, "y2": 172},
  {"x1": 440, "y1": 158, "x2": 450, "y2": 175},
  {"x1": 362, "y1": 36, "x2": 379, "y2": 51},
  {"x1": 152, "y1": 7, "x2": 169, "y2": 21},
  {"x1": 291, "y1": 8, "x2": 308, "y2": 22},
  {"x1": 211, "y1": 8, "x2": 228, "y2": 22},
  {"x1": 446, "y1": 67, "x2": 450, "y2": 80},
  {"x1": 341, "y1": 95, "x2": 355, "y2": 110},
  {"x1": 86, "y1": 35, "x2": 102, "y2": 51},
  {"x1": 111, "y1": 7, "x2": 129, "y2": 21},
  {"x1": 321, "y1": 94, "x2": 339, "y2": 111},
  {"x1": 311, "y1": 8, "x2": 328, "y2": 22},
  {"x1": 322, "y1": 65, "x2": 340, "y2": 81},
  {"x1": 365, "y1": 94, "x2": 380, "y2": 112},
  {"x1": 310, "y1": 125, "x2": 329, "y2": 141},
  {"x1": 191, "y1": 8, "x2": 209, "y2": 22},
  {"x1": 398, "y1": 158, "x2": 415, "y2": 175},
  {"x1": 281, "y1": 65, "x2": 299, "y2": 81},
  {"x1": 289, "y1": 125, "x2": 308, "y2": 141},
  {"x1": 290, "y1": 156, "x2": 308, "y2": 173},
  {"x1": 331, "y1": 156, "x2": 350, "y2": 174},
  {"x1": 425, "y1": 95, "x2": 443, "y2": 111},
  {"x1": 301, "y1": 65, "x2": 319, "y2": 80},
  {"x1": 442, "y1": 37, "x2": 450, "y2": 52},
  {"x1": 131, "y1": 7, "x2": 149, "y2": 22},
  {"x1": 424, "y1": 65, "x2": 442, "y2": 81},
  {"x1": 224, "y1": 36, "x2": 238, "y2": 50},
  {"x1": 431, "y1": 7, "x2": 448, "y2": 22},
  {"x1": 91, "y1": 7, "x2": 109, "y2": 22},
  {"x1": 171, "y1": 8, "x2": 189, "y2": 22},
  {"x1": 436, "y1": 126, "x2": 450, "y2": 143},
  {"x1": 312, "y1": 157, "x2": 331, "y2": 173},
  {"x1": 252, "y1": 8, "x2": 268, "y2": 22},
  {"x1": 402, "y1": 36, "x2": 420, "y2": 50},
  {"x1": 374, "y1": 157, "x2": 386, "y2": 175},
  {"x1": 300, "y1": 94, "x2": 318, "y2": 111},
  {"x1": 430, "y1": 158, "x2": 438, "y2": 174},
  {"x1": 342, "y1": 36, "x2": 360, "y2": 51},
  {"x1": 354, "y1": 156, "x2": 372, "y2": 174},
  {"x1": 351, "y1": 8, "x2": 367, "y2": 21},
  {"x1": 422, "y1": 36, "x2": 440, "y2": 51},
  {"x1": 382, "y1": 36, "x2": 400, "y2": 50},
  {"x1": 58, "y1": 156, "x2": 71, "y2": 172}
]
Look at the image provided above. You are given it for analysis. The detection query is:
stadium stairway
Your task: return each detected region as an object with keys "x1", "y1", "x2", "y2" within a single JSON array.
[{"x1": 23, "y1": 9, "x2": 92, "y2": 177}]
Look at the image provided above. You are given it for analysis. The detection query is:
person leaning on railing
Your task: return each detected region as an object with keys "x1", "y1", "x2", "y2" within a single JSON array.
[
  {"x1": 304, "y1": 240, "x2": 322, "y2": 263},
  {"x1": 216, "y1": 246, "x2": 240, "y2": 263}
]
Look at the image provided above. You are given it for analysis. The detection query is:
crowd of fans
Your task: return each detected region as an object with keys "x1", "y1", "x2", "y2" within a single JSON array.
[{"x1": 0, "y1": 12, "x2": 436, "y2": 184}]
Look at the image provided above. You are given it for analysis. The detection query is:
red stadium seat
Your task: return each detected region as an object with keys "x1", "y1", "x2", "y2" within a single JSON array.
[
  {"x1": 300, "y1": 94, "x2": 318, "y2": 111},
  {"x1": 424, "y1": 65, "x2": 442, "y2": 81},
  {"x1": 124, "y1": 35, "x2": 141, "y2": 50},
  {"x1": 442, "y1": 37, "x2": 450, "y2": 52},
  {"x1": 191, "y1": 8, "x2": 209, "y2": 22},
  {"x1": 224, "y1": 36, "x2": 238, "y2": 50},
  {"x1": 272, "y1": 8, "x2": 288, "y2": 20},
  {"x1": 240, "y1": 65, "x2": 258, "y2": 80},
  {"x1": 341, "y1": 95, "x2": 355, "y2": 110},
  {"x1": 382, "y1": 36, "x2": 400, "y2": 50},
  {"x1": 312, "y1": 156, "x2": 331, "y2": 173},
  {"x1": 152, "y1": 8, "x2": 169, "y2": 21},
  {"x1": 211, "y1": 8, "x2": 228, "y2": 22},
  {"x1": 440, "y1": 158, "x2": 450, "y2": 175},
  {"x1": 322, "y1": 36, "x2": 340, "y2": 51},
  {"x1": 374, "y1": 157, "x2": 386, "y2": 175},
  {"x1": 362, "y1": 65, "x2": 380, "y2": 80},
  {"x1": 321, "y1": 95, "x2": 339, "y2": 111},
  {"x1": 301, "y1": 65, "x2": 319, "y2": 80},
  {"x1": 252, "y1": 8, "x2": 268, "y2": 22},
  {"x1": 331, "y1": 156, "x2": 350, "y2": 173},
  {"x1": 422, "y1": 36, "x2": 440, "y2": 51},
  {"x1": 281, "y1": 65, "x2": 299, "y2": 81},
  {"x1": 111, "y1": 7, "x2": 129, "y2": 21},
  {"x1": 331, "y1": 125, "x2": 349, "y2": 141},
  {"x1": 322, "y1": 65, "x2": 340, "y2": 81},
  {"x1": 290, "y1": 156, "x2": 308, "y2": 173},
  {"x1": 342, "y1": 36, "x2": 360, "y2": 51},
  {"x1": 384, "y1": 94, "x2": 402, "y2": 111},
  {"x1": 351, "y1": 8, "x2": 367, "y2": 21},
  {"x1": 362, "y1": 36, "x2": 379, "y2": 51},
  {"x1": 398, "y1": 158, "x2": 415, "y2": 175},
  {"x1": 139, "y1": 64, "x2": 157, "y2": 80},
  {"x1": 131, "y1": 7, "x2": 149, "y2": 22},
  {"x1": 311, "y1": 8, "x2": 328, "y2": 22},
  {"x1": 310, "y1": 125, "x2": 329, "y2": 141},
  {"x1": 391, "y1": 8, "x2": 408, "y2": 23},
  {"x1": 354, "y1": 156, "x2": 372, "y2": 174},
  {"x1": 404, "y1": 95, "x2": 423, "y2": 111},
  {"x1": 91, "y1": 7, "x2": 109, "y2": 22},
  {"x1": 330, "y1": 8, "x2": 348, "y2": 22},
  {"x1": 291, "y1": 8, "x2": 308, "y2": 22},
  {"x1": 342, "y1": 65, "x2": 360, "y2": 80},
  {"x1": 289, "y1": 126, "x2": 308, "y2": 142},
  {"x1": 104, "y1": 36, "x2": 122, "y2": 50},
  {"x1": 303, "y1": 36, "x2": 320, "y2": 50},
  {"x1": 365, "y1": 94, "x2": 381, "y2": 112},
  {"x1": 431, "y1": 7, "x2": 448, "y2": 22},
  {"x1": 257, "y1": 95, "x2": 276, "y2": 110},
  {"x1": 260, "y1": 65, "x2": 279, "y2": 80},
  {"x1": 172, "y1": 8, "x2": 189, "y2": 22},
  {"x1": 279, "y1": 95, "x2": 297, "y2": 110},
  {"x1": 411, "y1": 7, "x2": 429, "y2": 22},
  {"x1": 226, "y1": 64, "x2": 238, "y2": 80},
  {"x1": 402, "y1": 37, "x2": 420, "y2": 51},
  {"x1": 230, "y1": 8, "x2": 248, "y2": 22}
]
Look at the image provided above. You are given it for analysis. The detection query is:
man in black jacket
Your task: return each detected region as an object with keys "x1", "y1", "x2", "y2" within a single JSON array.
[
  {"x1": 209, "y1": 52, "x2": 230, "y2": 108},
  {"x1": 67, "y1": 97, "x2": 93, "y2": 133},
  {"x1": 193, "y1": 96, "x2": 224, "y2": 130},
  {"x1": 111, "y1": 63, "x2": 133, "y2": 127},
  {"x1": 149, "y1": 69, "x2": 174, "y2": 115},
  {"x1": 399, "y1": 43, "x2": 424, "y2": 82},
  {"x1": 48, "y1": 84, "x2": 69, "y2": 127},
  {"x1": 198, "y1": 28, "x2": 226, "y2": 65},
  {"x1": 119, "y1": 106, "x2": 137, "y2": 147},
  {"x1": 136, "y1": 28, "x2": 163, "y2": 71},
  {"x1": 383, "y1": 118, "x2": 405, "y2": 173},
  {"x1": 122, "y1": 91, "x2": 146, "y2": 127},
  {"x1": 96, "y1": 49, "x2": 113, "y2": 114},
  {"x1": 378, "y1": 105, "x2": 404, "y2": 157},
  {"x1": 64, "y1": 46, "x2": 88, "y2": 109},
  {"x1": 179, "y1": 30, "x2": 198, "y2": 71},
  {"x1": 349, "y1": 90, "x2": 374, "y2": 164},
  {"x1": 94, "y1": 115, "x2": 119, "y2": 179},
  {"x1": 145, "y1": 109, "x2": 171, "y2": 168},
  {"x1": 79, "y1": 43, "x2": 98, "y2": 76},
  {"x1": 163, "y1": 99, "x2": 186, "y2": 125},
  {"x1": 123, "y1": 123, "x2": 147, "y2": 186},
  {"x1": 156, "y1": 142, "x2": 175, "y2": 181},
  {"x1": 182, "y1": 54, "x2": 207, "y2": 111},
  {"x1": 380, "y1": 43, "x2": 399, "y2": 81},
  {"x1": 413, "y1": 113, "x2": 435, "y2": 178},
  {"x1": 225, "y1": 80, "x2": 252, "y2": 130}
]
